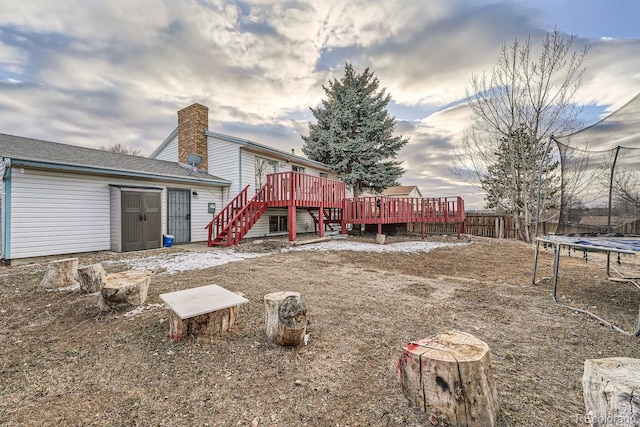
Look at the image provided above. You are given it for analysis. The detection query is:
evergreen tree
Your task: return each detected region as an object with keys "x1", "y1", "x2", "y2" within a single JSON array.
[
  {"x1": 453, "y1": 28, "x2": 588, "y2": 241},
  {"x1": 302, "y1": 63, "x2": 409, "y2": 200},
  {"x1": 482, "y1": 125, "x2": 559, "y2": 219}
]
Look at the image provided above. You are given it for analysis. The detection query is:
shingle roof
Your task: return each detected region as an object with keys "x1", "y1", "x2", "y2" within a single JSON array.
[
  {"x1": 0, "y1": 133, "x2": 230, "y2": 186},
  {"x1": 381, "y1": 185, "x2": 422, "y2": 197}
]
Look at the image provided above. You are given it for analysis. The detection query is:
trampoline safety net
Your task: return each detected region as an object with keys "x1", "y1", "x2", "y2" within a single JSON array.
[{"x1": 542, "y1": 93, "x2": 640, "y2": 236}]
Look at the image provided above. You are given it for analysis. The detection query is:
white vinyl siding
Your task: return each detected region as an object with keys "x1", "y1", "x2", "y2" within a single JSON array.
[
  {"x1": 189, "y1": 185, "x2": 223, "y2": 243},
  {"x1": 10, "y1": 170, "x2": 112, "y2": 259},
  {"x1": 208, "y1": 136, "x2": 240, "y2": 196},
  {"x1": 153, "y1": 136, "x2": 179, "y2": 162},
  {"x1": 0, "y1": 179, "x2": 4, "y2": 259},
  {"x1": 241, "y1": 149, "x2": 257, "y2": 194},
  {"x1": 7, "y1": 168, "x2": 224, "y2": 260}
]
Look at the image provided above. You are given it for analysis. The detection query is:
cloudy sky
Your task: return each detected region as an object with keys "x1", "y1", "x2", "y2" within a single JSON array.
[{"x1": 1, "y1": 0, "x2": 639, "y2": 208}]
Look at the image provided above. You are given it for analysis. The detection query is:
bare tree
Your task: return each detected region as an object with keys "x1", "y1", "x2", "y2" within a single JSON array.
[
  {"x1": 100, "y1": 143, "x2": 141, "y2": 156},
  {"x1": 453, "y1": 28, "x2": 589, "y2": 242}
]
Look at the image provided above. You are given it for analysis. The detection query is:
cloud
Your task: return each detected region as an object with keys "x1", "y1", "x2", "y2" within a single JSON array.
[
  {"x1": 0, "y1": 0, "x2": 638, "y2": 210},
  {"x1": 578, "y1": 38, "x2": 640, "y2": 113}
]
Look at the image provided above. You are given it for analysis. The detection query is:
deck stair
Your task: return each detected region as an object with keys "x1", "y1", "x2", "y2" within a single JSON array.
[
  {"x1": 306, "y1": 208, "x2": 342, "y2": 233},
  {"x1": 206, "y1": 184, "x2": 268, "y2": 246}
]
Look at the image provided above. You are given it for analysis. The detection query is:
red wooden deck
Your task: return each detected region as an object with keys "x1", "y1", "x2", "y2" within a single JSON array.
[
  {"x1": 206, "y1": 171, "x2": 466, "y2": 246},
  {"x1": 265, "y1": 171, "x2": 345, "y2": 208},
  {"x1": 343, "y1": 196, "x2": 465, "y2": 224}
]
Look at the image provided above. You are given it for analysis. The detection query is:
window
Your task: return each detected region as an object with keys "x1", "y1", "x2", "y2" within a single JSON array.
[
  {"x1": 255, "y1": 157, "x2": 278, "y2": 190},
  {"x1": 292, "y1": 165, "x2": 305, "y2": 173},
  {"x1": 319, "y1": 172, "x2": 328, "y2": 178},
  {"x1": 269, "y1": 215, "x2": 288, "y2": 232}
]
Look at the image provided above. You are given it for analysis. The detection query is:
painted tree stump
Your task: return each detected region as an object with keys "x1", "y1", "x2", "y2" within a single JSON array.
[
  {"x1": 39, "y1": 257, "x2": 78, "y2": 288},
  {"x1": 264, "y1": 291, "x2": 307, "y2": 346},
  {"x1": 398, "y1": 330, "x2": 499, "y2": 426},
  {"x1": 583, "y1": 357, "x2": 640, "y2": 426},
  {"x1": 77, "y1": 263, "x2": 107, "y2": 294},
  {"x1": 98, "y1": 270, "x2": 151, "y2": 311}
]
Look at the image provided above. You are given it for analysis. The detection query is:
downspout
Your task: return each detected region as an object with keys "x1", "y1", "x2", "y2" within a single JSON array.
[
  {"x1": 2, "y1": 158, "x2": 11, "y2": 260},
  {"x1": 238, "y1": 147, "x2": 243, "y2": 194}
]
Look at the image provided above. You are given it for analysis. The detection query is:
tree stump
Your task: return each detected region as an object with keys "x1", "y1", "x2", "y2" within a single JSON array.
[
  {"x1": 160, "y1": 286, "x2": 249, "y2": 342},
  {"x1": 77, "y1": 263, "x2": 107, "y2": 294},
  {"x1": 397, "y1": 330, "x2": 499, "y2": 426},
  {"x1": 583, "y1": 357, "x2": 640, "y2": 426},
  {"x1": 40, "y1": 257, "x2": 79, "y2": 288},
  {"x1": 168, "y1": 305, "x2": 238, "y2": 342},
  {"x1": 264, "y1": 291, "x2": 307, "y2": 346},
  {"x1": 98, "y1": 270, "x2": 151, "y2": 311}
]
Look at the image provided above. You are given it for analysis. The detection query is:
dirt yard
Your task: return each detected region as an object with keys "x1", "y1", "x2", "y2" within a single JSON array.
[{"x1": 1, "y1": 234, "x2": 639, "y2": 426}]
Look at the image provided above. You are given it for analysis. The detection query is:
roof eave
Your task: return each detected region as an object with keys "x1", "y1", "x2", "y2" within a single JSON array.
[
  {"x1": 205, "y1": 130, "x2": 332, "y2": 171},
  {"x1": 8, "y1": 158, "x2": 231, "y2": 187}
]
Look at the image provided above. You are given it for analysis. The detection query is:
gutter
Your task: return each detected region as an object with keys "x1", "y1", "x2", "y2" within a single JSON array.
[{"x1": 10, "y1": 159, "x2": 231, "y2": 187}]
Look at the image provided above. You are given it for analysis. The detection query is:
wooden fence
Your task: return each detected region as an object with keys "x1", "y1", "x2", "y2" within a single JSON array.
[
  {"x1": 407, "y1": 212, "x2": 528, "y2": 239},
  {"x1": 411, "y1": 214, "x2": 640, "y2": 239}
]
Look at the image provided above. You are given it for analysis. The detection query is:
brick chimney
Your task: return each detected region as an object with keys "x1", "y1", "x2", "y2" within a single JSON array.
[{"x1": 178, "y1": 103, "x2": 208, "y2": 171}]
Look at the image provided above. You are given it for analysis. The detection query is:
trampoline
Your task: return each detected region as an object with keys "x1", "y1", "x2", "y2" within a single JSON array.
[{"x1": 531, "y1": 94, "x2": 640, "y2": 336}]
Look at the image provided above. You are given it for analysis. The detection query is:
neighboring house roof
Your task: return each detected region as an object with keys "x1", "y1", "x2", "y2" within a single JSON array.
[
  {"x1": 151, "y1": 127, "x2": 333, "y2": 172},
  {"x1": 0, "y1": 133, "x2": 230, "y2": 186},
  {"x1": 382, "y1": 185, "x2": 423, "y2": 197}
]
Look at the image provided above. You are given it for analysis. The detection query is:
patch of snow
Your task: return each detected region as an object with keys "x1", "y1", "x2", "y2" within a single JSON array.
[
  {"x1": 286, "y1": 240, "x2": 465, "y2": 253},
  {"x1": 106, "y1": 250, "x2": 267, "y2": 274},
  {"x1": 103, "y1": 239, "x2": 467, "y2": 274}
]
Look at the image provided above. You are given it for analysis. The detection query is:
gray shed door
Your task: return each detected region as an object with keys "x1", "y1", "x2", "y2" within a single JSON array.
[
  {"x1": 122, "y1": 190, "x2": 161, "y2": 252},
  {"x1": 167, "y1": 189, "x2": 191, "y2": 244}
]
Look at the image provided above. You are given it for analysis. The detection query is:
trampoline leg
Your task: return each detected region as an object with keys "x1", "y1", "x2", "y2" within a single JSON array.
[
  {"x1": 606, "y1": 252, "x2": 611, "y2": 277},
  {"x1": 552, "y1": 244, "x2": 560, "y2": 302},
  {"x1": 532, "y1": 240, "x2": 541, "y2": 285}
]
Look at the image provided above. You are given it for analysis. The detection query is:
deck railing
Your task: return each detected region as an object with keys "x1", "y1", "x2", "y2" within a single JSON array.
[
  {"x1": 207, "y1": 172, "x2": 467, "y2": 245},
  {"x1": 206, "y1": 185, "x2": 250, "y2": 244},
  {"x1": 206, "y1": 184, "x2": 270, "y2": 246},
  {"x1": 266, "y1": 171, "x2": 345, "y2": 208},
  {"x1": 343, "y1": 196, "x2": 465, "y2": 224}
]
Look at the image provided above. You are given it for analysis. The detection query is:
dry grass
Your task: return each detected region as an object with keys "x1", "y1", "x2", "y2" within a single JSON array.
[{"x1": 0, "y1": 235, "x2": 639, "y2": 426}]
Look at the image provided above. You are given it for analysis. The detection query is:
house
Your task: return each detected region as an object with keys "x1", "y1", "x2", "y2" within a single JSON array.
[
  {"x1": 149, "y1": 105, "x2": 464, "y2": 244},
  {"x1": 0, "y1": 103, "x2": 338, "y2": 263},
  {"x1": 0, "y1": 103, "x2": 466, "y2": 263},
  {"x1": 381, "y1": 185, "x2": 423, "y2": 198},
  {"x1": 150, "y1": 103, "x2": 338, "y2": 241},
  {"x1": 0, "y1": 132, "x2": 232, "y2": 264}
]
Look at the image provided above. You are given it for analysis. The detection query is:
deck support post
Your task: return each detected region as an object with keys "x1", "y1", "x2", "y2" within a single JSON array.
[
  {"x1": 318, "y1": 208, "x2": 324, "y2": 238},
  {"x1": 288, "y1": 205, "x2": 297, "y2": 241},
  {"x1": 341, "y1": 200, "x2": 347, "y2": 234},
  {"x1": 378, "y1": 223, "x2": 382, "y2": 235}
]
